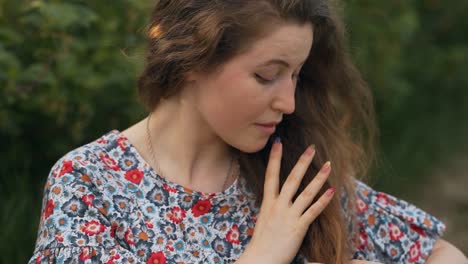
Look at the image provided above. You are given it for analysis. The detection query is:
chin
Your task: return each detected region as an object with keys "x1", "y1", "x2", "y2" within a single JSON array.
[{"x1": 233, "y1": 138, "x2": 270, "y2": 154}]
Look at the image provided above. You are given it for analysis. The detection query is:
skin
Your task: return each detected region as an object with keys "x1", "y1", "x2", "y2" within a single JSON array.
[
  {"x1": 122, "y1": 21, "x2": 468, "y2": 263},
  {"x1": 426, "y1": 239, "x2": 468, "y2": 263},
  {"x1": 123, "y1": 22, "x2": 311, "y2": 193},
  {"x1": 237, "y1": 139, "x2": 336, "y2": 264}
]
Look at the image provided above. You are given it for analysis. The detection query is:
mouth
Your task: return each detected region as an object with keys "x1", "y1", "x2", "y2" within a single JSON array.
[{"x1": 255, "y1": 123, "x2": 276, "y2": 134}]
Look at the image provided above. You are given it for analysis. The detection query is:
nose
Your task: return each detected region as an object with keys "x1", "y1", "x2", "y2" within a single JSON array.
[{"x1": 272, "y1": 79, "x2": 296, "y2": 114}]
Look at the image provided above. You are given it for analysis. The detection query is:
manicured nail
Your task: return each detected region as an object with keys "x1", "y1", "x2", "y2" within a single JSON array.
[
  {"x1": 305, "y1": 144, "x2": 315, "y2": 155},
  {"x1": 273, "y1": 136, "x2": 281, "y2": 144},
  {"x1": 322, "y1": 161, "x2": 331, "y2": 173},
  {"x1": 326, "y1": 187, "x2": 335, "y2": 197}
]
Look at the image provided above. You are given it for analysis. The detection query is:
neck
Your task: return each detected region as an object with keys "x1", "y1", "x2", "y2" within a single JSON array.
[{"x1": 127, "y1": 97, "x2": 237, "y2": 192}]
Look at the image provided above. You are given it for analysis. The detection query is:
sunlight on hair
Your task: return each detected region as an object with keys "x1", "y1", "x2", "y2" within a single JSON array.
[{"x1": 149, "y1": 24, "x2": 162, "y2": 39}]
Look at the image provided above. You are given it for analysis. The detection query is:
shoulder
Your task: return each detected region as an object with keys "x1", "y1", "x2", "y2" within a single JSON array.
[
  {"x1": 46, "y1": 129, "x2": 139, "y2": 190},
  {"x1": 30, "y1": 130, "x2": 143, "y2": 260},
  {"x1": 351, "y1": 179, "x2": 446, "y2": 264},
  {"x1": 40, "y1": 130, "x2": 147, "y2": 222},
  {"x1": 50, "y1": 129, "x2": 130, "y2": 172}
]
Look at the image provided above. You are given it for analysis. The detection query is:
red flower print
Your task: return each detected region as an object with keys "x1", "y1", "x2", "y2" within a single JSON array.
[
  {"x1": 192, "y1": 199, "x2": 212, "y2": 217},
  {"x1": 79, "y1": 247, "x2": 91, "y2": 262},
  {"x1": 226, "y1": 224, "x2": 240, "y2": 244},
  {"x1": 81, "y1": 194, "x2": 95, "y2": 206},
  {"x1": 166, "y1": 245, "x2": 174, "y2": 252},
  {"x1": 410, "y1": 223, "x2": 427, "y2": 237},
  {"x1": 146, "y1": 251, "x2": 166, "y2": 264},
  {"x1": 110, "y1": 223, "x2": 118, "y2": 238},
  {"x1": 145, "y1": 221, "x2": 154, "y2": 228},
  {"x1": 57, "y1": 160, "x2": 73, "y2": 177},
  {"x1": 117, "y1": 136, "x2": 128, "y2": 151},
  {"x1": 389, "y1": 222, "x2": 404, "y2": 241},
  {"x1": 97, "y1": 138, "x2": 107, "y2": 144},
  {"x1": 125, "y1": 169, "x2": 144, "y2": 184},
  {"x1": 408, "y1": 241, "x2": 421, "y2": 262},
  {"x1": 357, "y1": 230, "x2": 368, "y2": 250},
  {"x1": 44, "y1": 199, "x2": 55, "y2": 219},
  {"x1": 376, "y1": 193, "x2": 389, "y2": 205},
  {"x1": 124, "y1": 229, "x2": 135, "y2": 246},
  {"x1": 105, "y1": 254, "x2": 121, "y2": 264},
  {"x1": 80, "y1": 219, "x2": 106, "y2": 236},
  {"x1": 356, "y1": 198, "x2": 369, "y2": 213},
  {"x1": 168, "y1": 206, "x2": 186, "y2": 224},
  {"x1": 55, "y1": 234, "x2": 64, "y2": 242},
  {"x1": 99, "y1": 153, "x2": 120, "y2": 171},
  {"x1": 162, "y1": 184, "x2": 177, "y2": 193}
]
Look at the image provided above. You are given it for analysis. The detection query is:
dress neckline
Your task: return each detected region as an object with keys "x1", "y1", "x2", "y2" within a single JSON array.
[{"x1": 104, "y1": 129, "x2": 241, "y2": 198}]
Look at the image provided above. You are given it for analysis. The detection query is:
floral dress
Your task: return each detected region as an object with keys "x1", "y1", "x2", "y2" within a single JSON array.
[{"x1": 29, "y1": 130, "x2": 445, "y2": 264}]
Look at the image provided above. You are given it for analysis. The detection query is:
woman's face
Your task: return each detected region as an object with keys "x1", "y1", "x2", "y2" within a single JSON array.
[{"x1": 191, "y1": 22, "x2": 314, "y2": 153}]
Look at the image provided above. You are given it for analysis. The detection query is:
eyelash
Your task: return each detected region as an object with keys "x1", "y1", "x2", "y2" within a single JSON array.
[
  {"x1": 255, "y1": 74, "x2": 274, "y2": 84},
  {"x1": 255, "y1": 73, "x2": 301, "y2": 85}
]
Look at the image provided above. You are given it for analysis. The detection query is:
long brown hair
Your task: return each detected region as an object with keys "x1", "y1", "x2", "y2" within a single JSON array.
[{"x1": 137, "y1": 0, "x2": 377, "y2": 263}]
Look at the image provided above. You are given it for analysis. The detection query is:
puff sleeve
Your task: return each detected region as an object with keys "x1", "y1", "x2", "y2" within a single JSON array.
[
  {"x1": 28, "y1": 155, "x2": 143, "y2": 263},
  {"x1": 351, "y1": 180, "x2": 446, "y2": 264}
]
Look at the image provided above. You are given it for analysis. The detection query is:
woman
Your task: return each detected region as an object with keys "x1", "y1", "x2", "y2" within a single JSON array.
[{"x1": 29, "y1": 0, "x2": 467, "y2": 263}]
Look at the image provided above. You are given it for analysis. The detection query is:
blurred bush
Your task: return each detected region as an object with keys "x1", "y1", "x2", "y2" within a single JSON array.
[
  {"x1": 1, "y1": 0, "x2": 467, "y2": 262},
  {"x1": 345, "y1": 0, "x2": 468, "y2": 194},
  {"x1": 0, "y1": 1, "x2": 148, "y2": 262}
]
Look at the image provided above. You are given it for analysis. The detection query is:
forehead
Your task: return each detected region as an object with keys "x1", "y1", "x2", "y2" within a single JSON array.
[{"x1": 235, "y1": 22, "x2": 314, "y2": 66}]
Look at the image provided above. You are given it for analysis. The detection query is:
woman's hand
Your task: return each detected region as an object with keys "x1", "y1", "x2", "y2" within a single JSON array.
[{"x1": 239, "y1": 140, "x2": 335, "y2": 264}]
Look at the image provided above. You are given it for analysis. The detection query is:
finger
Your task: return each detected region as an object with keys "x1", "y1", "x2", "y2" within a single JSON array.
[
  {"x1": 291, "y1": 161, "x2": 331, "y2": 214},
  {"x1": 263, "y1": 138, "x2": 282, "y2": 205},
  {"x1": 299, "y1": 186, "x2": 335, "y2": 226},
  {"x1": 278, "y1": 145, "x2": 315, "y2": 203}
]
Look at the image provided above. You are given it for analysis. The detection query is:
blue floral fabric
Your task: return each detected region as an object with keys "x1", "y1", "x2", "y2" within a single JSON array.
[
  {"x1": 29, "y1": 130, "x2": 445, "y2": 263},
  {"x1": 350, "y1": 180, "x2": 446, "y2": 263}
]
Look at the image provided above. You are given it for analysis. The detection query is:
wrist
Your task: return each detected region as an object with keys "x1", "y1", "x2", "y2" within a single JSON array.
[{"x1": 236, "y1": 245, "x2": 277, "y2": 264}]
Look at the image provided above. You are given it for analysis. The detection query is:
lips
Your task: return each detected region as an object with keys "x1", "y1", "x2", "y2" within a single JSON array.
[
  {"x1": 256, "y1": 123, "x2": 277, "y2": 134},
  {"x1": 257, "y1": 121, "x2": 280, "y2": 126}
]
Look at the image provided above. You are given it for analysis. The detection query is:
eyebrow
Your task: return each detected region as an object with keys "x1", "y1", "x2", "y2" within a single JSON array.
[{"x1": 259, "y1": 58, "x2": 306, "y2": 68}]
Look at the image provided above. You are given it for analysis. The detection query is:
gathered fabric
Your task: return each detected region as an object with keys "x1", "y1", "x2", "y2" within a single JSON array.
[{"x1": 29, "y1": 130, "x2": 445, "y2": 264}]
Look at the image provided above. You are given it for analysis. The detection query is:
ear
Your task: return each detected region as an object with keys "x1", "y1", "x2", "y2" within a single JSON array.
[{"x1": 185, "y1": 70, "x2": 200, "y2": 82}]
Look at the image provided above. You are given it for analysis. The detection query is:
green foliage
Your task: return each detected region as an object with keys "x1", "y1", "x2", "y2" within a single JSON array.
[
  {"x1": 1, "y1": 0, "x2": 467, "y2": 262},
  {"x1": 345, "y1": 0, "x2": 468, "y2": 196},
  {"x1": 0, "y1": 1, "x2": 150, "y2": 262}
]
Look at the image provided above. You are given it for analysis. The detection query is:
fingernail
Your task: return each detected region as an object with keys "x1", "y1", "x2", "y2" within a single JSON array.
[
  {"x1": 273, "y1": 136, "x2": 281, "y2": 144},
  {"x1": 322, "y1": 161, "x2": 331, "y2": 173},
  {"x1": 305, "y1": 144, "x2": 315, "y2": 155},
  {"x1": 327, "y1": 187, "x2": 335, "y2": 197}
]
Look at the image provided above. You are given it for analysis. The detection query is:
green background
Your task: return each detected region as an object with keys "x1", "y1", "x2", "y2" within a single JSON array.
[{"x1": 1, "y1": 0, "x2": 467, "y2": 262}]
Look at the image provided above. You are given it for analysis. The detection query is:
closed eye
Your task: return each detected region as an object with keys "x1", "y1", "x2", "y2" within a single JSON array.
[{"x1": 254, "y1": 74, "x2": 275, "y2": 84}]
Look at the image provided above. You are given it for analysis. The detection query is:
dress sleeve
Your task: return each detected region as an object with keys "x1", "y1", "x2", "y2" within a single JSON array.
[
  {"x1": 352, "y1": 180, "x2": 446, "y2": 264},
  {"x1": 28, "y1": 156, "x2": 142, "y2": 264}
]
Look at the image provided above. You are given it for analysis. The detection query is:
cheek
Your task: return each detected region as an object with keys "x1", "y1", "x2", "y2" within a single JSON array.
[
  {"x1": 203, "y1": 84, "x2": 260, "y2": 130},
  {"x1": 227, "y1": 80, "x2": 267, "y2": 121},
  {"x1": 210, "y1": 87, "x2": 272, "y2": 151},
  {"x1": 196, "y1": 72, "x2": 273, "y2": 151}
]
